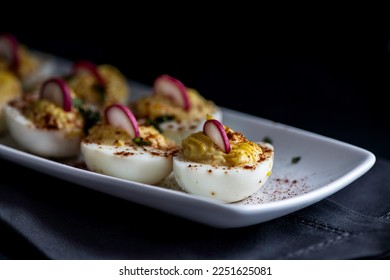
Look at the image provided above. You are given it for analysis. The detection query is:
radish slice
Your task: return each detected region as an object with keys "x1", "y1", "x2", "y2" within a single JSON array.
[
  {"x1": 105, "y1": 104, "x2": 139, "y2": 138},
  {"x1": 154, "y1": 74, "x2": 190, "y2": 111},
  {"x1": 203, "y1": 119, "x2": 231, "y2": 153},
  {"x1": 72, "y1": 60, "x2": 105, "y2": 86},
  {"x1": 40, "y1": 78, "x2": 72, "y2": 112},
  {"x1": 0, "y1": 34, "x2": 19, "y2": 71}
]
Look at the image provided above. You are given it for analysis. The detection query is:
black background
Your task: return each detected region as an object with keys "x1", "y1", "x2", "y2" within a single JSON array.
[
  {"x1": 4, "y1": 22, "x2": 390, "y2": 160},
  {"x1": 2, "y1": 12, "x2": 390, "y2": 261}
]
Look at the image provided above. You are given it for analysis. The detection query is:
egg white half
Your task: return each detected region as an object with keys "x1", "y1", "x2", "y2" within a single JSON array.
[
  {"x1": 81, "y1": 142, "x2": 175, "y2": 185},
  {"x1": 173, "y1": 142, "x2": 274, "y2": 203},
  {"x1": 160, "y1": 108, "x2": 223, "y2": 145},
  {"x1": 4, "y1": 104, "x2": 82, "y2": 158}
]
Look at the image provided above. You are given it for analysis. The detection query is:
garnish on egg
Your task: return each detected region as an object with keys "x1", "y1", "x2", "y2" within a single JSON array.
[
  {"x1": 131, "y1": 74, "x2": 221, "y2": 145},
  {"x1": 153, "y1": 74, "x2": 190, "y2": 111},
  {"x1": 105, "y1": 104, "x2": 140, "y2": 138},
  {"x1": 72, "y1": 60, "x2": 106, "y2": 103},
  {"x1": 40, "y1": 78, "x2": 73, "y2": 112},
  {"x1": 105, "y1": 104, "x2": 154, "y2": 146},
  {"x1": 72, "y1": 98, "x2": 100, "y2": 133},
  {"x1": 203, "y1": 119, "x2": 231, "y2": 154},
  {"x1": 72, "y1": 60, "x2": 106, "y2": 87},
  {"x1": 133, "y1": 137, "x2": 152, "y2": 146},
  {"x1": 291, "y1": 156, "x2": 301, "y2": 164},
  {"x1": 145, "y1": 115, "x2": 175, "y2": 132},
  {"x1": 262, "y1": 136, "x2": 273, "y2": 144}
]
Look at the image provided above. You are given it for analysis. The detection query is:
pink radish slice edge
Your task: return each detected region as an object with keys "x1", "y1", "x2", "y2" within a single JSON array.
[
  {"x1": 72, "y1": 60, "x2": 105, "y2": 86},
  {"x1": 153, "y1": 74, "x2": 190, "y2": 111},
  {"x1": 40, "y1": 78, "x2": 72, "y2": 112},
  {"x1": 105, "y1": 104, "x2": 140, "y2": 138},
  {"x1": 203, "y1": 119, "x2": 231, "y2": 153},
  {"x1": 0, "y1": 33, "x2": 20, "y2": 72}
]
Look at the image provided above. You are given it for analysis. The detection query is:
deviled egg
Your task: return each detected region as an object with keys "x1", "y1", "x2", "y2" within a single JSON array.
[
  {"x1": 0, "y1": 33, "x2": 54, "y2": 91},
  {"x1": 81, "y1": 104, "x2": 178, "y2": 184},
  {"x1": 5, "y1": 77, "x2": 84, "y2": 158},
  {"x1": 173, "y1": 118, "x2": 274, "y2": 203},
  {"x1": 131, "y1": 74, "x2": 222, "y2": 144},
  {"x1": 0, "y1": 70, "x2": 22, "y2": 133},
  {"x1": 67, "y1": 60, "x2": 129, "y2": 110}
]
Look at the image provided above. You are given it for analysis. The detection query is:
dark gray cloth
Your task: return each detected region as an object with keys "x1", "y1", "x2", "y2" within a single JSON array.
[{"x1": 0, "y1": 157, "x2": 389, "y2": 260}]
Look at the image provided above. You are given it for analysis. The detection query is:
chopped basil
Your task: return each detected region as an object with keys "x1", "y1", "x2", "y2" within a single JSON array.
[
  {"x1": 291, "y1": 156, "x2": 301, "y2": 164},
  {"x1": 92, "y1": 83, "x2": 106, "y2": 102},
  {"x1": 262, "y1": 136, "x2": 273, "y2": 144},
  {"x1": 72, "y1": 98, "x2": 84, "y2": 109},
  {"x1": 72, "y1": 98, "x2": 100, "y2": 133},
  {"x1": 146, "y1": 115, "x2": 175, "y2": 132},
  {"x1": 155, "y1": 115, "x2": 175, "y2": 123},
  {"x1": 133, "y1": 137, "x2": 152, "y2": 146}
]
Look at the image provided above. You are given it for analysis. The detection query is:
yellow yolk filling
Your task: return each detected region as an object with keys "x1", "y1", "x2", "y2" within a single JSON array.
[
  {"x1": 133, "y1": 88, "x2": 216, "y2": 121},
  {"x1": 23, "y1": 99, "x2": 83, "y2": 135},
  {"x1": 182, "y1": 126, "x2": 264, "y2": 167},
  {"x1": 68, "y1": 64, "x2": 129, "y2": 107},
  {"x1": 0, "y1": 71, "x2": 22, "y2": 104},
  {"x1": 84, "y1": 123, "x2": 175, "y2": 149}
]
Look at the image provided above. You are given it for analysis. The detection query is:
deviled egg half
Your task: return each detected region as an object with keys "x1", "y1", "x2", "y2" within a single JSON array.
[
  {"x1": 81, "y1": 104, "x2": 178, "y2": 184},
  {"x1": 67, "y1": 60, "x2": 130, "y2": 110},
  {"x1": 0, "y1": 70, "x2": 22, "y2": 133},
  {"x1": 0, "y1": 33, "x2": 55, "y2": 91},
  {"x1": 173, "y1": 118, "x2": 274, "y2": 203},
  {"x1": 131, "y1": 74, "x2": 222, "y2": 144},
  {"x1": 5, "y1": 77, "x2": 84, "y2": 158}
]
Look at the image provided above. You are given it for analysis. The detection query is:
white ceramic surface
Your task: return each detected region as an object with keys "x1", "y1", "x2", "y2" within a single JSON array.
[{"x1": 0, "y1": 80, "x2": 376, "y2": 228}]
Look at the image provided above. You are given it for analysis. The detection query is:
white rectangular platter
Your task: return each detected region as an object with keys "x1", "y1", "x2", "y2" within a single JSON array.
[{"x1": 0, "y1": 73, "x2": 376, "y2": 228}]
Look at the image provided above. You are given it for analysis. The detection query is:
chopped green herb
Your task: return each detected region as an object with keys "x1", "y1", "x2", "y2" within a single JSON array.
[
  {"x1": 92, "y1": 83, "x2": 106, "y2": 102},
  {"x1": 262, "y1": 136, "x2": 273, "y2": 144},
  {"x1": 145, "y1": 119, "x2": 161, "y2": 132},
  {"x1": 146, "y1": 115, "x2": 175, "y2": 132},
  {"x1": 291, "y1": 156, "x2": 301, "y2": 164},
  {"x1": 72, "y1": 98, "x2": 84, "y2": 109},
  {"x1": 72, "y1": 98, "x2": 101, "y2": 133},
  {"x1": 133, "y1": 137, "x2": 152, "y2": 146},
  {"x1": 155, "y1": 115, "x2": 175, "y2": 123}
]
